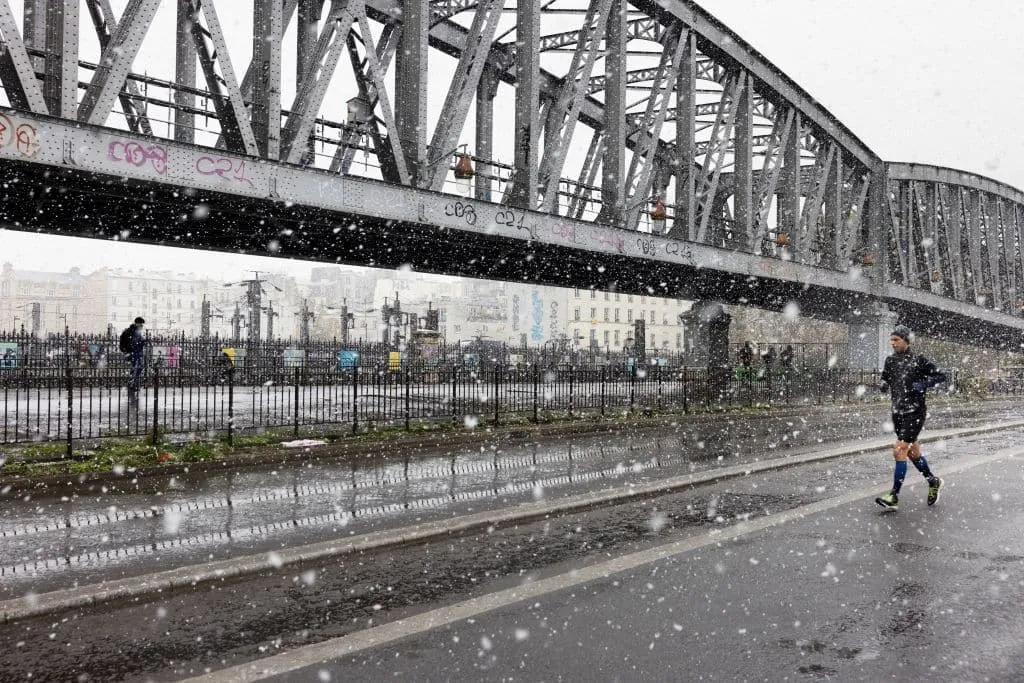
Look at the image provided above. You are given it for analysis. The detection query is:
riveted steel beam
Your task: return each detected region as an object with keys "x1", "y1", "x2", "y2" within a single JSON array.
[
  {"x1": 0, "y1": 0, "x2": 48, "y2": 113},
  {"x1": 749, "y1": 108, "x2": 792, "y2": 250},
  {"x1": 332, "y1": 22, "x2": 400, "y2": 174},
  {"x1": 536, "y1": 0, "x2": 613, "y2": 212},
  {"x1": 78, "y1": 0, "x2": 160, "y2": 127},
  {"x1": 505, "y1": 0, "x2": 541, "y2": 208},
  {"x1": 252, "y1": 0, "x2": 283, "y2": 159},
  {"x1": 596, "y1": 0, "x2": 626, "y2": 226},
  {"x1": 623, "y1": 25, "x2": 685, "y2": 231},
  {"x1": 174, "y1": 0, "x2": 197, "y2": 143},
  {"x1": 674, "y1": 29, "x2": 696, "y2": 238},
  {"x1": 280, "y1": 0, "x2": 358, "y2": 164},
  {"x1": 422, "y1": 0, "x2": 504, "y2": 191},
  {"x1": 569, "y1": 132, "x2": 603, "y2": 220},
  {"x1": 695, "y1": 73, "x2": 738, "y2": 242},
  {"x1": 84, "y1": 0, "x2": 154, "y2": 135},
  {"x1": 395, "y1": 0, "x2": 429, "y2": 181},
  {"x1": 732, "y1": 69, "x2": 753, "y2": 248},
  {"x1": 187, "y1": 0, "x2": 258, "y2": 156},
  {"x1": 475, "y1": 65, "x2": 498, "y2": 201},
  {"x1": 797, "y1": 142, "x2": 835, "y2": 263},
  {"x1": 44, "y1": 0, "x2": 78, "y2": 118},
  {"x1": 342, "y1": 20, "x2": 409, "y2": 183}
]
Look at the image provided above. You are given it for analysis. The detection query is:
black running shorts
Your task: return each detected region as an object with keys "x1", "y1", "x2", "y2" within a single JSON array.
[{"x1": 892, "y1": 409, "x2": 926, "y2": 443}]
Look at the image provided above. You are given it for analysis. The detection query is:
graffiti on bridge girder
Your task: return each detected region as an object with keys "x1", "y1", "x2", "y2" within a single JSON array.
[
  {"x1": 196, "y1": 155, "x2": 255, "y2": 187},
  {"x1": 107, "y1": 139, "x2": 167, "y2": 174},
  {"x1": 0, "y1": 113, "x2": 39, "y2": 157}
]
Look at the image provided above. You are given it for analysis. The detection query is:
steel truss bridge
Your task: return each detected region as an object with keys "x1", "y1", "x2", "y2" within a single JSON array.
[{"x1": 0, "y1": 0, "x2": 1022, "y2": 347}]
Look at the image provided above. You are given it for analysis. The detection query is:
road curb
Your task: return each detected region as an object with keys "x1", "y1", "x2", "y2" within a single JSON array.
[{"x1": 3, "y1": 416, "x2": 1022, "y2": 624}]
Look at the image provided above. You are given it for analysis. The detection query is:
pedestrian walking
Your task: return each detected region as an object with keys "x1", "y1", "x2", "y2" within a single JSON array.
[
  {"x1": 780, "y1": 344, "x2": 794, "y2": 372},
  {"x1": 875, "y1": 325, "x2": 947, "y2": 511},
  {"x1": 762, "y1": 345, "x2": 777, "y2": 375},
  {"x1": 739, "y1": 341, "x2": 753, "y2": 370},
  {"x1": 119, "y1": 316, "x2": 148, "y2": 400}
]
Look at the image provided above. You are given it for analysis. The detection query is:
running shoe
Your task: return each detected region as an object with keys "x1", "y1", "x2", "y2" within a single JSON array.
[
  {"x1": 927, "y1": 477, "x2": 943, "y2": 506},
  {"x1": 875, "y1": 492, "x2": 899, "y2": 510}
]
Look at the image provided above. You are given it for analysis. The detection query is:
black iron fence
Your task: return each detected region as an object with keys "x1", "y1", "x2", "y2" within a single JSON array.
[{"x1": 1, "y1": 356, "x2": 967, "y2": 456}]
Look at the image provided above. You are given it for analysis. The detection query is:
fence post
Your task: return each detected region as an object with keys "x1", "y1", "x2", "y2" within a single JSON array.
[
  {"x1": 533, "y1": 364, "x2": 539, "y2": 423},
  {"x1": 294, "y1": 366, "x2": 300, "y2": 437},
  {"x1": 493, "y1": 365, "x2": 500, "y2": 425},
  {"x1": 350, "y1": 364, "x2": 359, "y2": 435},
  {"x1": 629, "y1": 365, "x2": 636, "y2": 413},
  {"x1": 766, "y1": 368, "x2": 772, "y2": 409},
  {"x1": 405, "y1": 367, "x2": 411, "y2": 431},
  {"x1": 451, "y1": 364, "x2": 458, "y2": 423},
  {"x1": 568, "y1": 365, "x2": 574, "y2": 418},
  {"x1": 600, "y1": 365, "x2": 606, "y2": 417},
  {"x1": 152, "y1": 364, "x2": 160, "y2": 445},
  {"x1": 656, "y1": 365, "x2": 662, "y2": 410},
  {"x1": 227, "y1": 366, "x2": 234, "y2": 446},
  {"x1": 682, "y1": 368, "x2": 689, "y2": 414},
  {"x1": 65, "y1": 367, "x2": 73, "y2": 459}
]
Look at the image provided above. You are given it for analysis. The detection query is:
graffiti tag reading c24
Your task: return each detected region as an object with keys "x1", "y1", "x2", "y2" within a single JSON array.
[
  {"x1": 443, "y1": 200, "x2": 477, "y2": 225},
  {"x1": 108, "y1": 140, "x2": 167, "y2": 174},
  {"x1": 196, "y1": 155, "x2": 255, "y2": 187},
  {"x1": 0, "y1": 113, "x2": 39, "y2": 157}
]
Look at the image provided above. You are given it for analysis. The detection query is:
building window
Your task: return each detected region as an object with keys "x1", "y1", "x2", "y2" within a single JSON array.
[
  {"x1": 589, "y1": 329, "x2": 596, "y2": 341},
  {"x1": 614, "y1": 330, "x2": 620, "y2": 346},
  {"x1": 590, "y1": 290, "x2": 596, "y2": 299},
  {"x1": 574, "y1": 288, "x2": 580, "y2": 298},
  {"x1": 649, "y1": 311, "x2": 655, "y2": 324},
  {"x1": 676, "y1": 333, "x2": 682, "y2": 349},
  {"x1": 590, "y1": 307, "x2": 596, "y2": 320},
  {"x1": 604, "y1": 292, "x2": 609, "y2": 301},
  {"x1": 574, "y1": 308, "x2": 580, "y2": 322},
  {"x1": 614, "y1": 293, "x2": 620, "y2": 301},
  {"x1": 603, "y1": 330, "x2": 610, "y2": 345},
  {"x1": 614, "y1": 308, "x2": 620, "y2": 323},
  {"x1": 603, "y1": 307, "x2": 609, "y2": 322},
  {"x1": 627, "y1": 309, "x2": 633, "y2": 322},
  {"x1": 650, "y1": 334, "x2": 655, "y2": 348}
]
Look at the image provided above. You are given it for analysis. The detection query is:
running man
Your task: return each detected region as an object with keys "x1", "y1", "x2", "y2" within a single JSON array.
[{"x1": 875, "y1": 325, "x2": 947, "y2": 510}]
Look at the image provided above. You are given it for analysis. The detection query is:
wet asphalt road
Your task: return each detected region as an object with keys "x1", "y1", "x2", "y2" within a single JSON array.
[
  {"x1": 0, "y1": 398, "x2": 1022, "y2": 681},
  {"x1": 282, "y1": 447, "x2": 1024, "y2": 683},
  {"x1": 1, "y1": 399, "x2": 1009, "y2": 597}
]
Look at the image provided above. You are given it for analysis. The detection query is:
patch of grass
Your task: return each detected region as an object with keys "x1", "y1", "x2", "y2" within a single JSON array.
[{"x1": 17, "y1": 442, "x2": 68, "y2": 459}]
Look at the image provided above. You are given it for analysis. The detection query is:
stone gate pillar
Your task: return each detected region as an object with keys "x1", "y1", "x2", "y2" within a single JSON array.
[
  {"x1": 681, "y1": 301, "x2": 732, "y2": 394},
  {"x1": 848, "y1": 303, "x2": 898, "y2": 370}
]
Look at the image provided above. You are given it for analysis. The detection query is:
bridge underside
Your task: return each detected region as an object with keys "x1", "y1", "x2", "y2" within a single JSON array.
[{"x1": 1, "y1": 160, "x2": 1017, "y2": 349}]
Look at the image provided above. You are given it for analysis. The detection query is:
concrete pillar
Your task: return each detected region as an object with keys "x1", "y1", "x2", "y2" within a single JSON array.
[{"x1": 848, "y1": 303, "x2": 898, "y2": 370}]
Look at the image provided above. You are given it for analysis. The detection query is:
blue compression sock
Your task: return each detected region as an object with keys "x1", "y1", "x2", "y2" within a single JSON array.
[
  {"x1": 911, "y1": 454, "x2": 934, "y2": 479},
  {"x1": 892, "y1": 460, "x2": 908, "y2": 494}
]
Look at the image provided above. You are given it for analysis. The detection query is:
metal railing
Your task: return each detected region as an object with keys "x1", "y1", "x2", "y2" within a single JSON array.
[{"x1": 2, "y1": 359, "x2": 946, "y2": 456}]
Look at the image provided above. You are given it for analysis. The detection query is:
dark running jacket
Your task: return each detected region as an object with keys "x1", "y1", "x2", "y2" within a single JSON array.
[{"x1": 880, "y1": 350, "x2": 947, "y2": 414}]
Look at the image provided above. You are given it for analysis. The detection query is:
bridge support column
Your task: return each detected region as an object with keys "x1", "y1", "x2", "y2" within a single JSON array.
[
  {"x1": 848, "y1": 303, "x2": 898, "y2": 371},
  {"x1": 681, "y1": 302, "x2": 732, "y2": 394}
]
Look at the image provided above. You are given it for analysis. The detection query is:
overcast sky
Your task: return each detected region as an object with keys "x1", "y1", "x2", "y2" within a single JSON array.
[{"x1": 2, "y1": 0, "x2": 1021, "y2": 280}]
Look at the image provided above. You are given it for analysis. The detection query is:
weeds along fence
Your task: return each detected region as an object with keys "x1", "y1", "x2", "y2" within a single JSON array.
[{"x1": 2, "y1": 359, "x2": 938, "y2": 456}]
